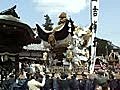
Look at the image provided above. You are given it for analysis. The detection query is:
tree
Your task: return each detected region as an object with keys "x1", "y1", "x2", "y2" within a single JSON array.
[{"x1": 42, "y1": 14, "x2": 54, "y2": 31}]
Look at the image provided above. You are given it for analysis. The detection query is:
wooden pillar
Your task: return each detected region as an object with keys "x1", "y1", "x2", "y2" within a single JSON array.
[{"x1": 15, "y1": 54, "x2": 19, "y2": 79}]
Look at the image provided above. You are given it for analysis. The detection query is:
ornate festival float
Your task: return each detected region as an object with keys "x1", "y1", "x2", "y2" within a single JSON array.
[{"x1": 32, "y1": 11, "x2": 93, "y2": 74}]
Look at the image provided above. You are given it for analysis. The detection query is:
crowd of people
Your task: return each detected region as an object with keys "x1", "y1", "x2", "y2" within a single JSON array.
[
  {"x1": 1, "y1": 64, "x2": 120, "y2": 90},
  {"x1": 1, "y1": 48, "x2": 120, "y2": 90}
]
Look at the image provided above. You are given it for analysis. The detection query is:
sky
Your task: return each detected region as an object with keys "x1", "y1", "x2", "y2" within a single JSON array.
[{"x1": 0, "y1": 0, "x2": 120, "y2": 46}]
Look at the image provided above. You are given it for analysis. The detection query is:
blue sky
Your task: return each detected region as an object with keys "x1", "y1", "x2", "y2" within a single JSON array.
[{"x1": 0, "y1": 0, "x2": 120, "y2": 46}]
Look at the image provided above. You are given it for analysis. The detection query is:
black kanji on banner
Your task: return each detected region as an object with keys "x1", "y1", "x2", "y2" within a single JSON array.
[
  {"x1": 92, "y1": 0, "x2": 97, "y2": 1},
  {"x1": 93, "y1": 20, "x2": 97, "y2": 32},
  {"x1": 93, "y1": 6, "x2": 99, "y2": 16}
]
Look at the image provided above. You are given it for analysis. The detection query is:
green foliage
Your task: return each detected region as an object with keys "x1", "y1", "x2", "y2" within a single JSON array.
[{"x1": 42, "y1": 14, "x2": 54, "y2": 31}]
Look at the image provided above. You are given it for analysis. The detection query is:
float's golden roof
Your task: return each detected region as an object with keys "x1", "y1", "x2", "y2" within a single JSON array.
[{"x1": 59, "y1": 12, "x2": 67, "y2": 18}]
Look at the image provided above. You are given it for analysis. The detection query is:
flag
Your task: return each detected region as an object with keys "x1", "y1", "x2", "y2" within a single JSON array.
[
  {"x1": 90, "y1": 0, "x2": 99, "y2": 74},
  {"x1": 91, "y1": 0, "x2": 99, "y2": 32}
]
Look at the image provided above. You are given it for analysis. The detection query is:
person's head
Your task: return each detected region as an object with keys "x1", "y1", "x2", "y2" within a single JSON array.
[
  {"x1": 111, "y1": 50, "x2": 114, "y2": 53},
  {"x1": 60, "y1": 73, "x2": 68, "y2": 79},
  {"x1": 31, "y1": 75, "x2": 35, "y2": 79},
  {"x1": 46, "y1": 75, "x2": 49, "y2": 79},
  {"x1": 72, "y1": 74, "x2": 76, "y2": 79},
  {"x1": 82, "y1": 74, "x2": 87, "y2": 79}
]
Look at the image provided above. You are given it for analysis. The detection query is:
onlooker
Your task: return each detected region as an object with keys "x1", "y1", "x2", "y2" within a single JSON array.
[
  {"x1": 69, "y1": 74, "x2": 80, "y2": 90},
  {"x1": 27, "y1": 72, "x2": 46, "y2": 90}
]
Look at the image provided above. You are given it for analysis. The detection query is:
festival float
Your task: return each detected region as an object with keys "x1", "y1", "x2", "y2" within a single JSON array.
[
  {"x1": 0, "y1": 5, "x2": 96, "y2": 78},
  {"x1": 23, "y1": 12, "x2": 93, "y2": 74}
]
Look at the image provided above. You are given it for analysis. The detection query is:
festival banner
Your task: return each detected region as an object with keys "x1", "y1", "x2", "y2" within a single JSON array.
[
  {"x1": 90, "y1": 0, "x2": 99, "y2": 74},
  {"x1": 91, "y1": 0, "x2": 99, "y2": 32}
]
